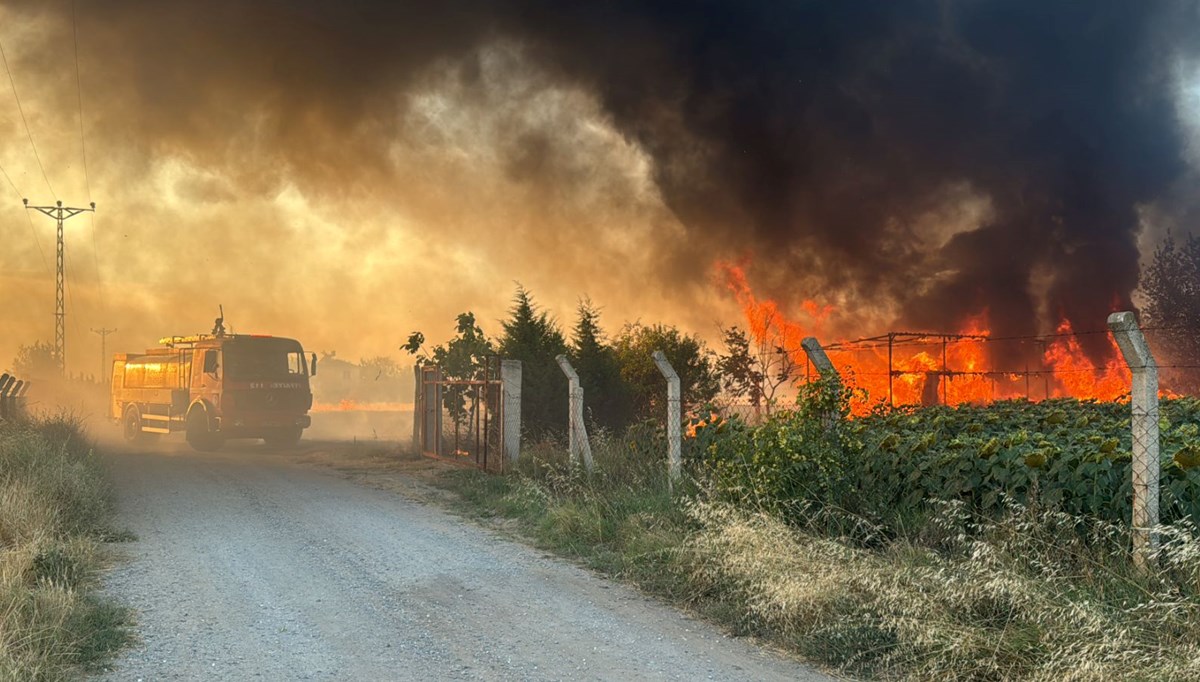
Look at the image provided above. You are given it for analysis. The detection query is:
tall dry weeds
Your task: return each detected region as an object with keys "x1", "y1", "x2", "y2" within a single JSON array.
[
  {"x1": 687, "y1": 500, "x2": 1200, "y2": 681},
  {"x1": 0, "y1": 414, "x2": 130, "y2": 680}
]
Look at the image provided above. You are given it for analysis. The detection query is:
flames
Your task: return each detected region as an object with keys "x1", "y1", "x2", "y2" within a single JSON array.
[
  {"x1": 718, "y1": 262, "x2": 1134, "y2": 414},
  {"x1": 1041, "y1": 319, "x2": 1130, "y2": 402},
  {"x1": 311, "y1": 400, "x2": 415, "y2": 413}
]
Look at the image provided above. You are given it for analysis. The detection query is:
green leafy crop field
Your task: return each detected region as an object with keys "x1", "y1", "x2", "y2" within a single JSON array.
[{"x1": 698, "y1": 391, "x2": 1200, "y2": 525}]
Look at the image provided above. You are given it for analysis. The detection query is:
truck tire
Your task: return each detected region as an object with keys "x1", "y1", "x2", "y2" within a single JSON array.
[
  {"x1": 122, "y1": 405, "x2": 144, "y2": 443},
  {"x1": 263, "y1": 426, "x2": 303, "y2": 449},
  {"x1": 186, "y1": 409, "x2": 224, "y2": 452}
]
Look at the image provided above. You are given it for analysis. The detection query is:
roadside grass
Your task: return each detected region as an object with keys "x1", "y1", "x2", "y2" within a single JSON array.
[
  {"x1": 0, "y1": 413, "x2": 133, "y2": 681},
  {"x1": 438, "y1": 433, "x2": 697, "y2": 601},
  {"x1": 436, "y1": 434, "x2": 1200, "y2": 681}
]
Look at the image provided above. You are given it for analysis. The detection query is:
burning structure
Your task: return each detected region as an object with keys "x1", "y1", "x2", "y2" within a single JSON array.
[{"x1": 721, "y1": 262, "x2": 1138, "y2": 413}]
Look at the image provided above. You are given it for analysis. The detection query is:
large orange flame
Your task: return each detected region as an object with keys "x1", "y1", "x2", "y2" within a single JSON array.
[
  {"x1": 1042, "y1": 319, "x2": 1130, "y2": 401},
  {"x1": 718, "y1": 261, "x2": 1133, "y2": 414}
]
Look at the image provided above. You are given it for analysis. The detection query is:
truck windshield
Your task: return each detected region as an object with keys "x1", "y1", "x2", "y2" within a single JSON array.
[{"x1": 224, "y1": 340, "x2": 308, "y2": 380}]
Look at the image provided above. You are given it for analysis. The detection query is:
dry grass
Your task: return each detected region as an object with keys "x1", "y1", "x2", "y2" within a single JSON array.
[
  {"x1": 0, "y1": 414, "x2": 131, "y2": 681},
  {"x1": 688, "y1": 500, "x2": 1200, "y2": 681}
]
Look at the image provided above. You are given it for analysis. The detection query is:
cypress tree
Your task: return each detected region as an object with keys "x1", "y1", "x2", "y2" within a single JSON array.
[
  {"x1": 497, "y1": 285, "x2": 568, "y2": 439},
  {"x1": 570, "y1": 297, "x2": 633, "y2": 432}
]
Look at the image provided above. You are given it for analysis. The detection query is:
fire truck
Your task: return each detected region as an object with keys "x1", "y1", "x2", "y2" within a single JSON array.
[{"x1": 110, "y1": 329, "x2": 316, "y2": 451}]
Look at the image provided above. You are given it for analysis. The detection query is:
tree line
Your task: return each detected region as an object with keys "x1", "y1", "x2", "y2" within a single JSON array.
[{"x1": 403, "y1": 285, "x2": 745, "y2": 437}]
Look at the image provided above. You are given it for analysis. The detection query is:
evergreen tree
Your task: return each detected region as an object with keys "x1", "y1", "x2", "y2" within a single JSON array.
[
  {"x1": 497, "y1": 285, "x2": 568, "y2": 439},
  {"x1": 569, "y1": 297, "x2": 632, "y2": 432}
]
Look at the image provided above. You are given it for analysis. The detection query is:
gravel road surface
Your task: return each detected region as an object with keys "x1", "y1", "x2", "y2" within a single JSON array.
[{"x1": 98, "y1": 442, "x2": 829, "y2": 681}]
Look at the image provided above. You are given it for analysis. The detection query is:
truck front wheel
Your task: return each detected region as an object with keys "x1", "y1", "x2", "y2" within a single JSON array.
[{"x1": 186, "y1": 410, "x2": 224, "y2": 452}]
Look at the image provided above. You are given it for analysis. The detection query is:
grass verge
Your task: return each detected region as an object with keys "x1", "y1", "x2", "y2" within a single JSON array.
[
  {"x1": 435, "y1": 434, "x2": 1200, "y2": 681},
  {"x1": 0, "y1": 414, "x2": 133, "y2": 680}
]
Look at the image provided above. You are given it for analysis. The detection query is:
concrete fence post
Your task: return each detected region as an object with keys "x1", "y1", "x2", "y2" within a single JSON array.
[
  {"x1": 412, "y1": 364, "x2": 422, "y2": 456},
  {"x1": 801, "y1": 337, "x2": 843, "y2": 425},
  {"x1": 800, "y1": 337, "x2": 840, "y2": 384},
  {"x1": 651, "y1": 351, "x2": 682, "y2": 491},
  {"x1": 501, "y1": 359, "x2": 522, "y2": 464},
  {"x1": 555, "y1": 355, "x2": 594, "y2": 472},
  {"x1": 1108, "y1": 311, "x2": 1160, "y2": 571}
]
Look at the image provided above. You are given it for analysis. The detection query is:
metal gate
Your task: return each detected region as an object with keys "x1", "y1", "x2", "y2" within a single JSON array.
[{"x1": 414, "y1": 356, "x2": 505, "y2": 473}]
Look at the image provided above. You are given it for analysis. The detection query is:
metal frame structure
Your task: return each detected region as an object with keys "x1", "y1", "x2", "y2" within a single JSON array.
[
  {"x1": 415, "y1": 356, "x2": 506, "y2": 473},
  {"x1": 819, "y1": 330, "x2": 1087, "y2": 406},
  {"x1": 24, "y1": 199, "x2": 96, "y2": 374}
]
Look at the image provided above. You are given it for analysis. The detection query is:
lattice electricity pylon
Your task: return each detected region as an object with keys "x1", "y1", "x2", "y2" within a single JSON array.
[{"x1": 24, "y1": 199, "x2": 96, "y2": 374}]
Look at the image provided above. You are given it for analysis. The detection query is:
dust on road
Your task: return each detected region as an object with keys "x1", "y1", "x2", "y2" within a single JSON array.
[{"x1": 97, "y1": 440, "x2": 830, "y2": 681}]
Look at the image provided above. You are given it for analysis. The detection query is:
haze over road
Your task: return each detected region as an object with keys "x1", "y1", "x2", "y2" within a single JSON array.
[{"x1": 98, "y1": 442, "x2": 827, "y2": 681}]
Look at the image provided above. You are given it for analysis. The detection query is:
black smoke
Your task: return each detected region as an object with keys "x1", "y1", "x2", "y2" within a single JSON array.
[
  {"x1": 7, "y1": 0, "x2": 1196, "y2": 358},
  {"x1": 512, "y1": 2, "x2": 1193, "y2": 352}
]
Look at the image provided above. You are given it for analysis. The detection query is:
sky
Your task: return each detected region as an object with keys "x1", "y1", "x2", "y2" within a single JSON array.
[{"x1": 1, "y1": 1, "x2": 1199, "y2": 377}]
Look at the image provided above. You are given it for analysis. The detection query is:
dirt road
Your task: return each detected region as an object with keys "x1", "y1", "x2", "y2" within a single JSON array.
[{"x1": 98, "y1": 441, "x2": 829, "y2": 681}]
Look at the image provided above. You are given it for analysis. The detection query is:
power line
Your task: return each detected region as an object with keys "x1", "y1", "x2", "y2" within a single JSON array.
[
  {"x1": 0, "y1": 160, "x2": 48, "y2": 272},
  {"x1": 0, "y1": 34, "x2": 55, "y2": 200},
  {"x1": 0, "y1": 160, "x2": 19, "y2": 199},
  {"x1": 23, "y1": 211, "x2": 49, "y2": 274},
  {"x1": 71, "y1": 0, "x2": 90, "y2": 199},
  {"x1": 71, "y1": 1, "x2": 105, "y2": 317}
]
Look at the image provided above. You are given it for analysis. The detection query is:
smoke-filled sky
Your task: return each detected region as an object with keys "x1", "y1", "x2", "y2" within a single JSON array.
[{"x1": 1, "y1": 0, "x2": 1199, "y2": 376}]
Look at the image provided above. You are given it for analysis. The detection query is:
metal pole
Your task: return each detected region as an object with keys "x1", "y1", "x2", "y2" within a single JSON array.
[
  {"x1": 483, "y1": 365, "x2": 491, "y2": 470},
  {"x1": 887, "y1": 333, "x2": 894, "y2": 407},
  {"x1": 941, "y1": 336, "x2": 948, "y2": 405},
  {"x1": 412, "y1": 364, "x2": 422, "y2": 455},
  {"x1": 1038, "y1": 340, "x2": 1049, "y2": 399}
]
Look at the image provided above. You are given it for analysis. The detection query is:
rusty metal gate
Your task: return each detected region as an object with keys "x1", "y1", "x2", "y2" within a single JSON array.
[{"x1": 414, "y1": 356, "x2": 505, "y2": 473}]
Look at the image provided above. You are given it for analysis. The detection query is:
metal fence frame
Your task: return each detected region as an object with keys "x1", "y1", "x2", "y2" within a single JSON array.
[
  {"x1": 413, "y1": 357, "x2": 508, "y2": 473},
  {"x1": 0, "y1": 373, "x2": 30, "y2": 420}
]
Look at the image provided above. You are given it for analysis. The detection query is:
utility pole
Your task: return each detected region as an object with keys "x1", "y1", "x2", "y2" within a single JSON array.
[
  {"x1": 91, "y1": 327, "x2": 116, "y2": 385},
  {"x1": 24, "y1": 199, "x2": 96, "y2": 375}
]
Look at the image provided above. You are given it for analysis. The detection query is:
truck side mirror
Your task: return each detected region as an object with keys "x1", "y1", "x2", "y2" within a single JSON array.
[
  {"x1": 310, "y1": 353, "x2": 318, "y2": 376},
  {"x1": 203, "y1": 350, "x2": 218, "y2": 374}
]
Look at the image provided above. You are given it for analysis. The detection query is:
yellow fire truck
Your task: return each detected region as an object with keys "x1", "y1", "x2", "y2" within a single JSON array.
[{"x1": 110, "y1": 331, "x2": 316, "y2": 450}]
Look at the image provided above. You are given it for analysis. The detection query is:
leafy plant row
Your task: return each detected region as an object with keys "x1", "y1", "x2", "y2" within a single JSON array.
[{"x1": 693, "y1": 385, "x2": 1200, "y2": 526}]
